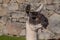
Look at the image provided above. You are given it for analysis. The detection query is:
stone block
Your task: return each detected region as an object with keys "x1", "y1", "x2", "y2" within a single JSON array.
[
  {"x1": 20, "y1": 29, "x2": 26, "y2": 36},
  {"x1": 19, "y1": 3, "x2": 26, "y2": 12},
  {"x1": 3, "y1": 0, "x2": 10, "y2": 4},
  {"x1": 45, "y1": 0, "x2": 53, "y2": 4},
  {"x1": 53, "y1": 0, "x2": 60, "y2": 3},
  {"x1": 49, "y1": 14, "x2": 60, "y2": 34},
  {"x1": 46, "y1": 5, "x2": 55, "y2": 11},
  {"x1": 5, "y1": 22, "x2": 22, "y2": 35},
  {"x1": 0, "y1": 0, "x2": 3, "y2": 3},
  {"x1": 0, "y1": 7, "x2": 8, "y2": 16},
  {"x1": 12, "y1": 14, "x2": 19, "y2": 18},
  {"x1": 17, "y1": 0, "x2": 26, "y2": 3},
  {"x1": 19, "y1": 18, "x2": 26, "y2": 22},
  {"x1": 8, "y1": 2, "x2": 18, "y2": 11},
  {"x1": 38, "y1": 29, "x2": 54, "y2": 39},
  {"x1": 11, "y1": 13, "x2": 20, "y2": 18},
  {"x1": 26, "y1": 0, "x2": 41, "y2": 3},
  {"x1": 54, "y1": 3, "x2": 60, "y2": 14},
  {"x1": 11, "y1": 18, "x2": 17, "y2": 22}
]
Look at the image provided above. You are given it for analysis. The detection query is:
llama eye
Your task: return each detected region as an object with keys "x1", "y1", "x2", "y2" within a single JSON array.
[{"x1": 32, "y1": 17, "x2": 36, "y2": 19}]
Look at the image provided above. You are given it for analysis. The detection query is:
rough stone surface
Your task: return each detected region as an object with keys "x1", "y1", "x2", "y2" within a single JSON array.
[
  {"x1": 45, "y1": 0, "x2": 53, "y2": 4},
  {"x1": 49, "y1": 14, "x2": 60, "y2": 34},
  {"x1": 54, "y1": 3, "x2": 60, "y2": 14},
  {"x1": 45, "y1": 5, "x2": 55, "y2": 11},
  {"x1": 53, "y1": 0, "x2": 60, "y2": 3},
  {"x1": 0, "y1": 0, "x2": 60, "y2": 39},
  {"x1": 7, "y1": 1, "x2": 18, "y2": 11},
  {"x1": 17, "y1": 0, "x2": 26, "y2": 3},
  {"x1": 5, "y1": 22, "x2": 22, "y2": 35},
  {"x1": 20, "y1": 29, "x2": 26, "y2": 36},
  {"x1": 38, "y1": 29, "x2": 54, "y2": 39},
  {"x1": 48, "y1": 14, "x2": 60, "y2": 38},
  {"x1": 3, "y1": 0, "x2": 10, "y2": 4},
  {"x1": 0, "y1": 7, "x2": 8, "y2": 16},
  {"x1": 0, "y1": 0, "x2": 3, "y2": 4},
  {"x1": 26, "y1": 0, "x2": 41, "y2": 3}
]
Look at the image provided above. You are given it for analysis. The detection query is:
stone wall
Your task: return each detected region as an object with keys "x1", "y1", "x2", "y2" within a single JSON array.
[{"x1": 0, "y1": 0, "x2": 60, "y2": 39}]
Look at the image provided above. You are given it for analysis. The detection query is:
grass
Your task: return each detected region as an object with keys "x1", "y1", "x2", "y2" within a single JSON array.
[{"x1": 0, "y1": 35, "x2": 26, "y2": 40}]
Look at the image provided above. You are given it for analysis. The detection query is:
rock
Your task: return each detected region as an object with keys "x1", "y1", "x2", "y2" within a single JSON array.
[
  {"x1": 26, "y1": 0, "x2": 41, "y2": 3},
  {"x1": 19, "y1": 18, "x2": 26, "y2": 22},
  {"x1": 10, "y1": 0, "x2": 16, "y2": 3},
  {"x1": 3, "y1": 0, "x2": 10, "y2": 4},
  {"x1": 0, "y1": 23, "x2": 6, "y2": 35},
  {"x1": 5, "y1": 22, "x2": 22, "y2": 35},
  {"x1": 53, "y1": 0, "x2": 60, "y2": 3},
  {"x1": 11, "y1": 12, "x2": 20, "y2": 18},
  {"x1": 17, "y1": 0, "x2": 26, "y2": 3},
  {"x1": 45, "y1": 0, "x2": 53, "y2": 4},
  {"x1": 0, "y1": 4, "x2": 2, "y2": 6},
  {"x1": 0, "y1": 32, "x2": 3, "y2": 36},
  {"x1": 2, "y1": 4, "x2": 8, "y2": 8},
  {"x1": 39, "y1": 32, "x2": 51, "y2": 39},
  {"x1": 0, "y1": 23, "x2": 4, "y2": 30},
  {"x1": 41, "y1": 10, "x2": 54, "y2": 18},
  {"x1": 0, "y1": 0, "x2": 3, "y2": 3},
  {"x1": 49, "y1": 14, "x2": 60, "y2": 34},
  {"x1": 12, "y1": 18, "x2": 17, "y2": 22},
  {"x1": 19, "y1": 3, "x2": 26, "y2": 12},
  {"x1": 0, "y1": 7, "x2": 8, "y2": 16},
  {"x1": 19, "y1": 23, "x2": 26, "y2": 29},
  {"x1": 0, "y1": 16, "x2": 7, "y2": 25},
  {"x1": 54, "y1": 3, "x2": 60, "y2": 14},
  {"x1": 20, "y1": 29, "x2": 26, "y2": 36},
  {"x1": 7, "y1": 1, "x2": 18, "y2": 11},
  {"x1": 10, "y1": 12, "x2": 25, "y2": 18},
  {"x1": 46, "y1": 5, "x2": 55, "y2": 11}
]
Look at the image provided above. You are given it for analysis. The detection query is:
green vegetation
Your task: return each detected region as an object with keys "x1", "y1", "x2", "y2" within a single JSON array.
[{"x1": 0, "y1": 35, "x2": 26, "y2": 40}]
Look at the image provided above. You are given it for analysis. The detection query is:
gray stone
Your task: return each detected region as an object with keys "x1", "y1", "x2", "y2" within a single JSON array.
[
  {"x1": 49, "y1": 14, "x2": 60, "y2": 34},
  {"x1": 45, "y1": 0, "x2": 53, "y2": 4},
  {"x1": 3, "y1": 0, "x2": 10, "y2": 4},
  {"x1": 17, "y1": 0, "x2": 26, "y2": 3},
  {"x1": 20, "y1": 23, "x2": 26, "y2": 29},
  {"x1": 38, "y1": 29, "x2": 54, "y2": 39},
  {"x1": 54, "y1": 3, "x2": 60, "y2": 14},
  {"x1": 41, "y1": 10, "x2": 54, "y2": 18},
  {"x1": 0, "y1": 0, "x2": 2, "y2": 3},
  {"x1": 5, "y1": 22, "x2": 22, "y2": 35},
  {"x1": 10, "y1": 12, "x2": 25, "y2": 18},
  {"x1": 11, "y1": 13, "x2": 20, "y2": 18},
  {"x1": 12, "y1": 18, "x2": 17, "y2": 22},
  {"x1": 19, "y1": 18, "x2": 26, "y2": 22},
  {"x1": 20, "y1": 29, "x2": 26, "y2": 36},
  {"x1": 0, "y1": 4, "x2": 2, "y2": 6},
  {"x1": 19, "y1": 3, "x2": 26, "y2": 12},
  {"x1": 10, "y1": 0, "x2": 17, "y2": 3},
  {"x1": 7, "y1": 2, "x2": 18, "y2": 11},
  {"x1": 2, "y1": 4, "x2": 8, "y2": 8},
  {"x1": 0, "y1": 7, "x2": 8, "y2": 16},
  {"x1": 0, "y1": 32, "x2": 3, "y2": 36},
  {"x1": 53, "y1": 0, "x2": 60, "y2": 3},
  {"x1": 26, "y1": 0, "x2": 41, "y2": 3},
  {"x1": 45, "y1": 5, "x2": 55, "y2": 11}
]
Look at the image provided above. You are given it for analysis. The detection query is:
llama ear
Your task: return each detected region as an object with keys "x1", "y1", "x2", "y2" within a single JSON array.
[
  {"x1": 36, "y1": 4, "x2": 43, "y2": 12},
  {"x1": 25, "y1": 4, "x2": 31, "y2": 14}
]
